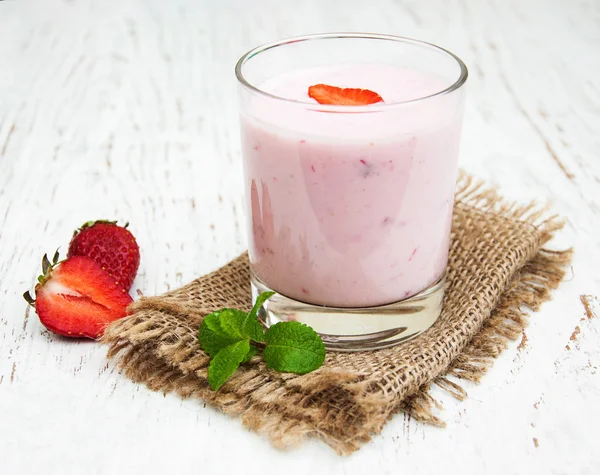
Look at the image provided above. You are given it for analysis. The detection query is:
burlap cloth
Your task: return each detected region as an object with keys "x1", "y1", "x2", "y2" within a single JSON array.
[{"x1": 102, "y1": 174, "x2": 571, "y2": 454}]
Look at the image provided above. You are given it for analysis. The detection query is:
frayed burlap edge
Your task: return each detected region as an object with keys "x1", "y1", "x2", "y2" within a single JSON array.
[
  {"x1": 400, "y1": 174, "x2": 572, "y2": 426},
  {"x1": 102, "y1": 173, "x2": 572, "y2": 453}
]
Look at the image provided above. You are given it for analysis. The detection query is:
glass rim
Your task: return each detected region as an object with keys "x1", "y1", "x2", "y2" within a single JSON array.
[{"x1": 235, "y1": 32, "x2": 468, "y2": 112}]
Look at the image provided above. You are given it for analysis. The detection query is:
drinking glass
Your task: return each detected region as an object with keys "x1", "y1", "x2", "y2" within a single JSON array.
[{"x1": 236, "y1": 33, "x2": 468, "y2": 350}]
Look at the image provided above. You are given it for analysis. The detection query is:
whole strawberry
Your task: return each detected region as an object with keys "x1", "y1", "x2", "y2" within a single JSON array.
[{"x1": 68, "y1": 220, "x2": 140, "y2": 290}]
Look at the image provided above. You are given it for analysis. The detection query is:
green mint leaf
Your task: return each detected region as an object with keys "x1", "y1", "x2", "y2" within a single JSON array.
[
  {"x1": 198, "y1": 310, "x2": 243, "y2": 357},
  {"x1": 219, "y1": 308, "x2": 264, "y2": 342},
  {"x1": 263, "y1": 322, "x2": 326, "y2": 374},
  {"x1": 241, "y1": 313, "x2": 264, "y2": 343},
  {"x1": 218, "y1": 308, "x2": 251, "y2": 339},
  {"x1": 248, "y1": 291, "x2": 275, "y2": 325},
  {"x1": 208, "y1": 340, "x2": 251, "y2": 391},
  {"x1": 238, "y1": 291, "x2": 275, "y2": 342},
  {"x1": 242, "y1": 345, "x2": 259, "y2": 363}
]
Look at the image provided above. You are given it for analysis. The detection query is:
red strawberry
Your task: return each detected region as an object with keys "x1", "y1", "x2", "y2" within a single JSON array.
[
  {"x1": 68, "y1": 220, "x2": 140, "y2": 290},
  {"x1": 23, "y1": 252, "x2": 132, "y2": 339},
  {"x1": 308, "y1": 84, "x2": 384, "y2": 105}
]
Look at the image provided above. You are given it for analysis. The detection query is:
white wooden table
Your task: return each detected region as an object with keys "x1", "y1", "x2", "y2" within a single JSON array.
[{"x1": 1, "y1": 0, "x2": 599, "y2": 473}]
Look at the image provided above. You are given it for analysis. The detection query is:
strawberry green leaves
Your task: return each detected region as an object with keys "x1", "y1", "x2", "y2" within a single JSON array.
[{"x1": 198, "y1": 291, "x2": 326, "y2": 391}]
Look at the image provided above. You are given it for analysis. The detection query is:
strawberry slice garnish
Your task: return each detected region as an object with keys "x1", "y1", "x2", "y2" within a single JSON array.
[
  {"x1": 308, "y1": 84, "x2": 384, "y2": 105},
  {"x1": 23, "y1": 252, "x2": 132, "y2": 339}
]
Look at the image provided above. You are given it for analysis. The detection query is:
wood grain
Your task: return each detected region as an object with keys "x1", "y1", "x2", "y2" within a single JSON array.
[{"x1": 1, "y1": 0, "x2": 599, "y2": 473}]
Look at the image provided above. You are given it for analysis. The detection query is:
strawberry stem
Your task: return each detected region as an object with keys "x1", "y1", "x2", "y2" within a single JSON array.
[
  {"x1": 23, "y1": 291, "x2": 36, "y2": 307},
  {"x1": 78, "y1": 219, "x2": 118, "y2": 232}
]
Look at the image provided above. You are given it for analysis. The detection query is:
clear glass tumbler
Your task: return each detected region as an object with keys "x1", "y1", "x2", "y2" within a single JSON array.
[{"x1": 236, "y1": 33, "x2": 467, "y2": 350}]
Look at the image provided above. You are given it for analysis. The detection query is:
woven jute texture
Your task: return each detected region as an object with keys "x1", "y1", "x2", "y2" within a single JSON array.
[{"x1": 102, "y1": 174, "x2": 571, "y2": 454}]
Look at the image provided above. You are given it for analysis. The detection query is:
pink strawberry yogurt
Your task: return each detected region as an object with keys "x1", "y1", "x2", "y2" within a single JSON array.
[{"x1": 240, "y1": 64, "x2": 465, "y2": 307}]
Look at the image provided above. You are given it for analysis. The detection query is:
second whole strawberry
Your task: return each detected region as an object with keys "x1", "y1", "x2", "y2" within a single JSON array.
[{"x1": 68, "y1": 220, "x2": 140, "y2": 290}]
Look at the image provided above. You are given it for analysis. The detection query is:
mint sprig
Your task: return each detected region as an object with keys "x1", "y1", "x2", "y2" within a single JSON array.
[{"x1": 198, "y1": 291, "x2": 326, "y2": 390}]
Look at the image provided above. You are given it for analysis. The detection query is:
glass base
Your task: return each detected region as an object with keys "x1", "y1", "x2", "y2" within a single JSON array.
[{"x1": 251, "y1": 273, "x2": 445, "y2": 352}]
